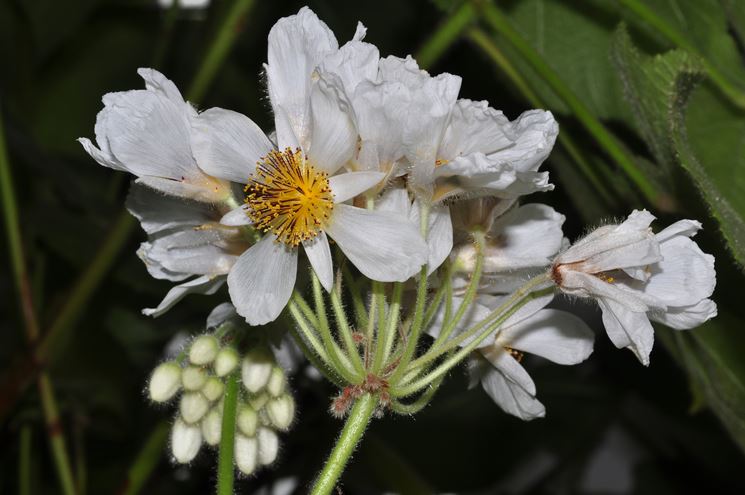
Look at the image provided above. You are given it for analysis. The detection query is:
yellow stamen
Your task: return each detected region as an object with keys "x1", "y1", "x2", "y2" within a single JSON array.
[
  {"x1": 505, "y1": 347, "x2": 524, "y2": 363},
  {"x1": 244, "y1": 148, "x2": 334, "y2": 247}
]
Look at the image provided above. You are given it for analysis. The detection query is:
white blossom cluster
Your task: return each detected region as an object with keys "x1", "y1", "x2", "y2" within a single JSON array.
[{"x1": 82, "y1": 6, "x2": 716, "y2": 424}]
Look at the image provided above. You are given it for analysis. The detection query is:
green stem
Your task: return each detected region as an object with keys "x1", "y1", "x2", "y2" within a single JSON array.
[
  {"x1": 19, "y1": 425, "x2": 31, "y2": 495},
  {"x1": 216, "y1": 373, "x2": 239, "y2": 495},
  {"x1": 618, "y1": 0, "x2": 745, "y2": 110},
  {"x1": 389, "y1": 266, "x2": 428, "y2": 384},
  {"x1": 415, "y1": 2, "x2": 476, "y2": 70},
  {"x1": 390, "y1": 373, "x2": 446, "y2": 415},
  {"x1": 330, "y1": 282, "x2": 365, "y2": 376},
  {"x1": 38, "y1": 375, "x2": 77, "y2": 495},
  {"x1": 187, "y1": 0, "x2": 255, "y2": 102},
  {"x1": 120, "y1": 422, "x2": 169, "y2": 495},
  {"x1": 310, "y1": 394, "x2": 378, "y2": 495},
  {"x1": 343, "y1": 266, "x2": 369, "y2": 329},
  {"x1": 288, "y1": 299, "x2": 328, "y2": 364},
  {"x1": 478, "y1": 0, "x2": 659, "y2": 205},
  {"x1": 374, "y1": 282, "x2": 403, "y2": 373},
  {"x1": 287, "y1": 324, "x2": 346, "y2": 389}
]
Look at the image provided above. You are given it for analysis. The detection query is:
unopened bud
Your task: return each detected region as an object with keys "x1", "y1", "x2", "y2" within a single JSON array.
[
  {"x1": 266, "y1": 366, "x2": 286, "y2": 397},
  {"x1": 235, "y1": 434, "x2": 258, "y2": 475},
  {"x1": 214, "y1": 347, "x2": 239, "y2": 377},
  {"x1": 189, "y1": 335, "x2": 219, "y2": 365},
  {"x1": 201, "y1": 409, "x2": 222, "y2": 446},
  {"x1": 267, "y1": 394, "x2": 295, "y2": 431},
  {"x1": 182, "y1": 366, "x2": 207, "y2": 391},
  {"x1": 171, "y1": 419, "x2": 202, "y2": 463},
  {"x1": 241, "y1": 348, "x2": 274, "y2": 393},
  {"x1": 248, "y1": 392, "x2": 269, "y2": 411},
  {"x1": 149, "y1": 361, "x2": 182, "y2": 403},
  {"x1": 237, "y1": 405, "x2": 258, "y2": 437},
  {"x1": 202, "y1": 376, "x2": 224, "y2": 402},
  {"x1": 257, "y1": 427, "x2": 279, "y2": 466},
  {"x1": 180, "y1": 392, "x2": 209, "y2": 424}
]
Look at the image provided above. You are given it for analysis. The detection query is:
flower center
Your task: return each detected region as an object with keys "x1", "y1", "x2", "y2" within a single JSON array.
[{"x1": 244, "y1": 148, "x2": 334, "y2": 247}]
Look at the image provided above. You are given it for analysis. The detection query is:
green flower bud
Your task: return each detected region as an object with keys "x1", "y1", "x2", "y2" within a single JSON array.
[
  {"x1": 214, "y1": 347, "x2": 239, "y2": 377},
  {"x1": 266, "y1": 366, "x2": 286, "y2": 397},
  {"x1": 248, "y1": 392, "x2": 269, "y2": 411},
  {"x1": 182, "y1": 366, "x2": 207, "y2": 391},
  {"x1": 189, "y1": 335, "x2": 219, "y2": 365},
  {"x1": 148, "y1": 361, "x2": 182, "y2": 403},
  {"x1": 180, "y1": 392, "x2": 209, "y2": 424},
  {"x1": 202, "y1": 376, "x2": 224, "y2": 402},
  {"x1": 241, "y1": 348, "x2": 274, "y2": 393},
  {"x1": 257, "y1": 427, "x2": 279, "y2": 466},
  {"x1": 267, "y1": 394, "x2": 295, "y2": 431},
  {"x1": 236, "y1": 405, "x2": 258, "y2": 437},
  {"x1": 201, "y1": 409, "x2": 222, "y2": 446},
  {"x1": 234, "y1": 434, "x2": 258, "y2": 476},
  {"x1": 171, "y1": 419, "x2": 201, "y2": 463}
]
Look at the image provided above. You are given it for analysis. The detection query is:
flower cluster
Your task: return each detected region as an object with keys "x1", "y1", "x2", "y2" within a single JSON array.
[
  {"x1": 82, "y1": 3, "x2": 717, "y2": 446},
  {"x1": 148, "y1": 320, "x2": 295, "y2": 475}
]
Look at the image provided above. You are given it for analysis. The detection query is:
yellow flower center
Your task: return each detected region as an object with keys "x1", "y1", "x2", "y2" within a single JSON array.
[{"x1": 244, "y1": 148, "x2": 334, "y2": 246}]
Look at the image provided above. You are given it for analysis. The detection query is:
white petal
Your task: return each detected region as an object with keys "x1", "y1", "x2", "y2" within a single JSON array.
[
  {"x1": 147, "y1": 229, "x2": 238, "y2": 276},
  {"x1": 559, "y1": 271, "x2": 653, "y2": 312},
  {"x1": 266, "y1": 7, "x2": 338, "y2": 148},
  {"x1": 655, "y1": 219, "x2": 702, "y2": 242},
  {"x1": 499, "y1": 309, "x2": 594, "y2": 365},
  {"x1": 206, "y1": 302, "x2": 237, "y2": 329},
  {"x1": 303, "y1": 232, "x2": 333, "y2": 292},
  {"x1": 325, "y1": 204, "x2": 427, "y2": 282},
  {"x1": 410, "y1": 200, "x2": 452, "y2": 274},
  {"x1": 651, "y1": 299, "x2": 717, "y2": 329},
  {"x1": 126, "y1": 183, "x2": 212, "y2": 234},
  {"x1": 220, "y1": 204, "x2": 252, "y2": 226},
  {"x1": 439, "y1": 99, "x2": 515, "y2": 159},
  {"x1": 320, "y1": 37, "x2": 379, "y2": 95},
  {"x1": 137, "y1": 68, "x2": 190, "y2": 110},
  {"x1": 375, "y1": 186, "x2": 411, "y2": 214},
  {"x1": 228, "y1": 236, "x2": 298, "y2": 325},
  {"x1": 134, "y1": 176, "x2": 229, "y2": 203},
  {"x1": 329, "y1": 171, "x2": 385, "y2": 203},
  {"x1": 308, "y1": 72, "x2": 357, "y2": 174},
  {"x1": 427, "y1": 296, "x2": 492, "y2": 345},
  {"x1": 597, "y1": 298, "x2": 654, "y2": 366},
  {"x1": 191, "y1": 107, "x2": 272, "y2": 183},
  {"x1": 143, "y1": 275, "x2": 224, "y2": 317},
  {"x1": 487, "y1": 110, "x2": 558, "y2": 173},
  {"x1": 470, "y1": 358, "x2": 545, "y2": 421}
]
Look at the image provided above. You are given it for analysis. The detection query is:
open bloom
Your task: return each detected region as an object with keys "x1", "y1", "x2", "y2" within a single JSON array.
[
  {"x1": 79, "y1": 69, "x2": 231, "y2": 203},
  {"x1": 191, "y1": 7, "x2": 428, "y2": 325},
  {"x1": 552, "y1": 210, "x2": 717, "y2": 365}
]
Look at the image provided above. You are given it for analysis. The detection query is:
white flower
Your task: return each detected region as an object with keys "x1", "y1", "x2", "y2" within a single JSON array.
[
  {"x1": 552, "y1": 210, "x2": 717, "y2": 365},
  {"x1": 126, "y1": 184, "x2": 246, "y2": 316},
  {"x1": 451, "y1": 202, "x2": 566, "y2": 293},
  {"x1": 79, "y1": 69, "x2": 231, "y2": 203},
  {"x1": 191, "y1": 8, "x2": 428, "y2": 325},
  {"x1": 430, "y1": 292, "x2": 594, "y2": 420}
]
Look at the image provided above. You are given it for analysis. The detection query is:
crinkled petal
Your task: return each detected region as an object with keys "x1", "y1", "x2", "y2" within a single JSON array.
[
  {"x1": 439, "y1": 99, "x2": 515, "y2": 159},
  {"x1": 325, "y1": 204, "x2": 427, "y2": 282},
  {"x1": 597, "y1": 298, "x2": 654, "y2": 366},
  {"x1": 303, "y1": 232, "x2": 333, "y2": 292},
  {"x1": 191, "y1": 107, "x2": 273, "y2": 183},
  {"x1": 487, "y1": 110, "x2": 558, "y2": 173},
  {"x1": 329, "y1": 171, "x2": 385, "y2": 203},
  {"x1": 143, "y1": 275, "x2": 224, "y2": 317},
  {"x1": 228, "y1": 236, "x2": 298, "y2": 325},
  {"x1": 308, "y1": 72, "x2": 357, "y2": 174}
]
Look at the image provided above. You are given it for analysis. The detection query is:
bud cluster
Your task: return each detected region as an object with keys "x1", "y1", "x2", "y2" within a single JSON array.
[{"x1": 147, "y1": 334, "x2": 295, "y2": 476}]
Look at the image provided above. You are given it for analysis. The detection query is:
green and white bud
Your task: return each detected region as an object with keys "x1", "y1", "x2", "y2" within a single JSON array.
[
  {"x1": 267, "y1": 394, "x2": 295, "y2": 431},
  {"x1": 201, "y1": 409, "x2": 222, "y2": 446},
  {"x1": 257, "y1": 427, "x2": 279, "y2": 466},
  {"x1": 248, "y1": 392, "x2": 269, "y2": 411},
  {"x1": 236, "y1": 405, "x2": 258, "y2": 437},
  {"x1": 180, "y1": 392, "x2": 209, "y2": 424},
  {"x1": 171, "y1": 419, "x2": 202, "y2": 463},
  {"x1": 148, "y1": 361, "x2": 182, "y2": 403},
  {"x1": 189, "y1": 335, "x2": 219, "y2": 365},
  {"x1": 214, "y1": 347, "x2": 239, "y2": 377},
  {"x1": 241, "y1": 348, "x2": 274, "y2": 393},
  {"x1": 202, "y1": 376, "x2": 225, "y2": 402},
  {"x1": 182, "y1": 366, "x2": 207, "y2": 391},
  {"x1": 258, "y1": 407, "x2": 272, "y2": 426},
  {"x1": 266, "y1": 366, "x2": 286, "y2": 397},
  {"x1": 235, "y1": 434, "x2": 258, "y2": 476}
]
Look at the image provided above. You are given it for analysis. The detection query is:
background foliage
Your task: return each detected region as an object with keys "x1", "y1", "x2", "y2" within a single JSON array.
[{"x1": 1, "y1": 0, "x2": 744, "y2": 493}]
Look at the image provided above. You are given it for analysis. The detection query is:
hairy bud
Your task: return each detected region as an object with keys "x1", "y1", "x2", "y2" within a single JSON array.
[
  {"x1": 148, "y1": 361, "x2": 182, "y2": 403},
  {"x1": 189, "y1": 335, "x2": 219, "y2": 365},
  {"x1": 171, "y1": 419, "x2": 202, "y2": 463}
]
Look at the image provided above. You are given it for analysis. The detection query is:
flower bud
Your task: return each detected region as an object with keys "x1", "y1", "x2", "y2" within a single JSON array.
[
  {"x1": 266, "y1": 366, "x2": 286, "y2": 397},
  {"x1": 257, "y1": 427, "x2": 279, "y2": 466},
  {"x1": 201, "y1": 409, "x2": 222, "y2": 446},
  {"x1": 180, "y1": 392, "x2": 209, "y2": 424},
  {"x1": 248, "y1": 392, "x2": 269, "y2": 411},
  {"x1": 235, "y1": 434, "x2": 258, "y2": 475},
  {"x1": 267, "y1": 394, "x2": 295, "y2": 431},
  {"x1": 171, "y1": 419, "x2": 202, "y2": 463},
  {"x1": 236, "y1": 405, "x2": 258, "y2": 437},
  {"x1": 189, "y1": 335, "x2": 220, "y2": 365},
  {"x1": 241, "y1": 348, "x2": 274, "y2": 393},
  {"x1": 148, "y1": 361, "x2": 182, "y2": 403},
  {"x1": 214, "y1": 347, "x2": 239, "y2": 377},
  {"x1": 182, "y1": 366, "x2": 207, "y2": 391},
  {"x1": 202, "y1": 376, "x2": 225, "y2": 402}
]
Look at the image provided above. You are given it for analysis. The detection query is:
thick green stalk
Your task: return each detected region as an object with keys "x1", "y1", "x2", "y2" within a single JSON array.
[
  {"x1": 478, "y1": 0, "x2": 659, "y2": 205},
  {"x1": 187, "y1": 0, "x2": 256, "y2": 102},
  {"x1": 120, "y1": 422, "x2": 169, "y2": 495},
  {"x1": 415, "y1": 2, "x2": 476, "y2": 69},
  {"x1": 618, "y1": 0, "x2": 745, "y2": 110},
  {"x1": 216, "y1": 373, "x2": 239, "y2": 495},
  {"x1": 310, "y1": 394, "x2": 378, "y2": 495}
]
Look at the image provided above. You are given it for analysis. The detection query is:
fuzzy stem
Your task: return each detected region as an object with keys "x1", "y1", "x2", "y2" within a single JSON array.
[
  {"x1": 216, "y1": 373, "x2": 239, "y2": 495},
  {"x1": 288, "y1": 299, "x2": 329, "y2": 365},
  {"x1": 330, "y1": 282, "x2": 366, "y2": 376},
  {"x1": 374, "y1": 282, "x2": 403, "y2": 373},
  {"x1": 310, "y1": 394, "x2": 378, "y2": 495}
]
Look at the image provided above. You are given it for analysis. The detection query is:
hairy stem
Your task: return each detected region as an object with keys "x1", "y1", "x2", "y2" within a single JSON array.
[{"x1": 216, "y1": 373, "x2": 239, "y2": 495}]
